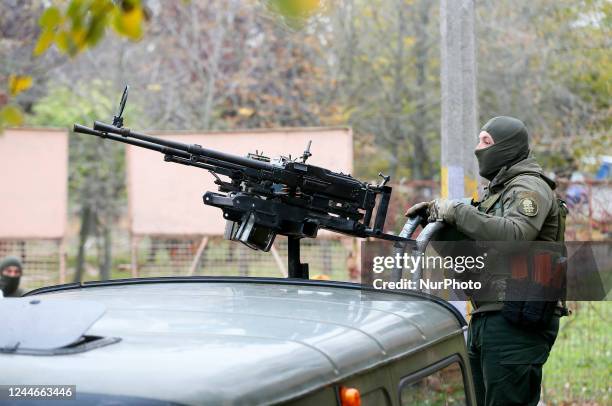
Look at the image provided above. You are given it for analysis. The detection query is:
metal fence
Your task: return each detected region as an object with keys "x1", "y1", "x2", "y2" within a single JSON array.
[
  {"x1": 5, "y1": 235, "x2": 357, "y2": 291},
  {"x1": 0, "y1": 239, "x2": 63, "y2": 289},
  {"x1": 542, "y1": 301, "x2": 611, "y2": 405},
  {"x1": 131, "y1": 236, "x2": 357, "y2": 281}
]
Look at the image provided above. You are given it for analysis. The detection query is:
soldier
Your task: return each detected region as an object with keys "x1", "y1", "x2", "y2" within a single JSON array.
[
  {"x1": 406, "y1": 116, "x2": 566, "y2": 406},
  {"x1": 0, "y1": 256, "x2": 25, "y2": 297}
]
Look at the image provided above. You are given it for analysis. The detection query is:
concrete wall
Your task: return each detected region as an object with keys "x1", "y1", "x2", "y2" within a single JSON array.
[{"x1": 0, "y1": 129, "x2": 68, "y2": 239}]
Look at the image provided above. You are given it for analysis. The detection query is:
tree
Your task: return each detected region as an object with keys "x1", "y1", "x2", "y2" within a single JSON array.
[
  {"x1": 476, "y1": 0, "x2": 611, "y2": 172},
  {"x1": 324, "y1": 0, "x2": 441, "y2": 181},
  {"x1": 0, "y1": 0, "x2": 147, "y2": 131},
  {"x1": 0, "y1": 1, "x2": 48, "y2": 127},
  {"x1": 29, "y1": 85, "x2": 126, "y2": 281}
]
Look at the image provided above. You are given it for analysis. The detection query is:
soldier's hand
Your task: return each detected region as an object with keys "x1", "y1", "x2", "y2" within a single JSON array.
[
  {"x1": 428, "y1": 198, "x2": 462, "y2": 224},
  {"x1": 405, "y1": 201, "x2": 432, "y2": 219}
]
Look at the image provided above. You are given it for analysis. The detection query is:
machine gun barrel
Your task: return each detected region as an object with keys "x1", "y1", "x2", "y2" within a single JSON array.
[
  {"x1": 74, "y1": 124, "x2": 195, "y2": 159},
  {"x1": 89, "y1": 121, "x2": 370, "y2": 201},
  {"x1": 93, "y1": 121, "x2": 275, "y2": 172},
  {"x1": 78, "y1": 121, "x2": 371, "y2": 203},
  {"x1": 74, "y1": 124, "x2": 238, "y2": 173}
]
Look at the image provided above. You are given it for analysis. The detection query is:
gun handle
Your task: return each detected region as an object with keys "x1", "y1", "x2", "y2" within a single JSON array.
[{"x1": 400, "y1": 215, "x2": 424, "y2": 239}]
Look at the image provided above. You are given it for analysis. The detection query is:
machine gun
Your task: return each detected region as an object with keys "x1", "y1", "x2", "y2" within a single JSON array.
[{"x1": 74, "y1": 86, "x2": 412, "y2": 279}]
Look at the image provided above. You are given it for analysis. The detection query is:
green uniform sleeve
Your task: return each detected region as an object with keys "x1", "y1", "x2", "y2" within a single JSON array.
[{"x1": 451, "y1": 176, "x2": 553, "y2": 241}]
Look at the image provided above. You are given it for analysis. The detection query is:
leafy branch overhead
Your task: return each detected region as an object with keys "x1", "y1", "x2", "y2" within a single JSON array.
[
  {"x1": 32, "y1": 0, "x2": 325, "y2": 58},
  {"x1": 1, "y1": 0, "x2": 326, "y2": 131},
  {"x1": 0, "y1": 75, "x2": 34, "y2": 127},
  {"x1": 263, "y1": 0, "x2": 326, "y2": 29},
  {"x1": 34, "y1": 0, "x2": 147, "y2": 57},
  {"x1": 0, "y1": 0, "x2": 147, "y2": 132}
]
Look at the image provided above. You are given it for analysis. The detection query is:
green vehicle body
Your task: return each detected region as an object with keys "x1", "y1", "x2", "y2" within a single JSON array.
[{"x1": 2, "y1": 277, "x2": 475, "y2": 405}]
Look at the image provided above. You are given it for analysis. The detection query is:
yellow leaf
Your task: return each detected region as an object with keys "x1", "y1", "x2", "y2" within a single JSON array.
[
  {"x1": 39, "y1": 7, "x2": 61, "y2": 29},
  {"x1": 0, "y1": 105, "x2": 24, "y2": 126},
  {"x1": 295, "y1": 0, "x2": 322, "y2": 16},
  {"x1": 8, "y1": 75, "x2": 33, "y2": 96},
  {"x1": 147, "y1": 83, "x2": 162, "y2": 92},
  {"x1": 238, "y1": 107, "x2": 255, "y2": 116},
  {"x1": 113, "y1": 6, "x2": 143, "y2": 40},
  {"x1": 403, "y1": 36, "x2": 416, "y2": 48},
  {"x1": 33, "y1": 29, "x2": 55, "y2": 56},
  {"x1": 56, "y1": 31, "x2": 70, "y2": 53},
  {"x1": 268, "y1": 0, "x2": 322, "y2": 19},
  {"x1": 71, "y1": 27, "x2": 87, "y2": 48}
]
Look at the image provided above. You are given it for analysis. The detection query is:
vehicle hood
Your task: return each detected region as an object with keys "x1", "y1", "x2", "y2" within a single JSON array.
[{"x1": 1, "y1": 281, "x2": 462, "y2": 405}]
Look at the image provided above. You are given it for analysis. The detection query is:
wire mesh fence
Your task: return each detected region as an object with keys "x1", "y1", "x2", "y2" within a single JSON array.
[
  {"x1": 5, "y1": 235, "x2": 358, "y2": 291},
  {"x1": 132, "y1": 236, "x2": 357, "y2": 281},
  {"x1": 0, "y1": 239, "x2": 62, "y2": 289},
  {"x1": 542, "y1": 301, "x2": 611, "y2": 405}
]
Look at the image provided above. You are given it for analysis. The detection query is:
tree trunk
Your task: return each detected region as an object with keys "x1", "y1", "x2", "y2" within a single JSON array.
[
  {"x1": 74, "y1": 205, "x2": 92, "y2": 283},
  {"x1": 412, "y1": 0, "x2": 432, "y2": 179},
  {"x1": 99, "y1": 225, "x2": 112, "y2": 280},
  {"x1": 412, "y1": 135, "x2": 429, "y2": 180}
]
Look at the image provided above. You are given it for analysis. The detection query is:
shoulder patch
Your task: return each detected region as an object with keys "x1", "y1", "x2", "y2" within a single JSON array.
[
  {"x1": 518, "y1": 197, "x2": 538, "y2": 216},
  {"x1": 516, "y1": 190, "x2": 538, "y2": 200}
]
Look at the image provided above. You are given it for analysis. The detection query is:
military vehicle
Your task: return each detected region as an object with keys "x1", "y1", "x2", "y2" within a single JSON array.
[{"x1": 1, "y1": 277, "x2": 474, "y2": 405}]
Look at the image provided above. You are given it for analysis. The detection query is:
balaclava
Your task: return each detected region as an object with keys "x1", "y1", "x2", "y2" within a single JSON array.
[
  {"x1": 0, "y1": 256, "x2": 22, "y2": 296},
  {"x1": 474, "y1": 116, "x2": 530, "y2": 181}
]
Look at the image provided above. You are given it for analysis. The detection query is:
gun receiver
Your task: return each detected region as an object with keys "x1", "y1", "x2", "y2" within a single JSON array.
[{"x1": 73, "y1": 88, "x2": 409, "y2": 278}]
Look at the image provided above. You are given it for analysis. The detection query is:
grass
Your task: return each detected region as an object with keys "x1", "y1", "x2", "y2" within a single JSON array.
[{"x1": 542, "y1": 301, "x2": 611, "y2": 405}]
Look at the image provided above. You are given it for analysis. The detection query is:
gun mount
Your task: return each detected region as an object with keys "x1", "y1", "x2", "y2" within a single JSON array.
[{"x1": 73, "y1": 87, "x2": 411, "y2": 279}]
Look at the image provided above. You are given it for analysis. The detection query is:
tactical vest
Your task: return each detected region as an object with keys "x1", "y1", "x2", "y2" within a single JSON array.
[{"x1": 473, "y1": 173, "x2": 569, "y2": 324}]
